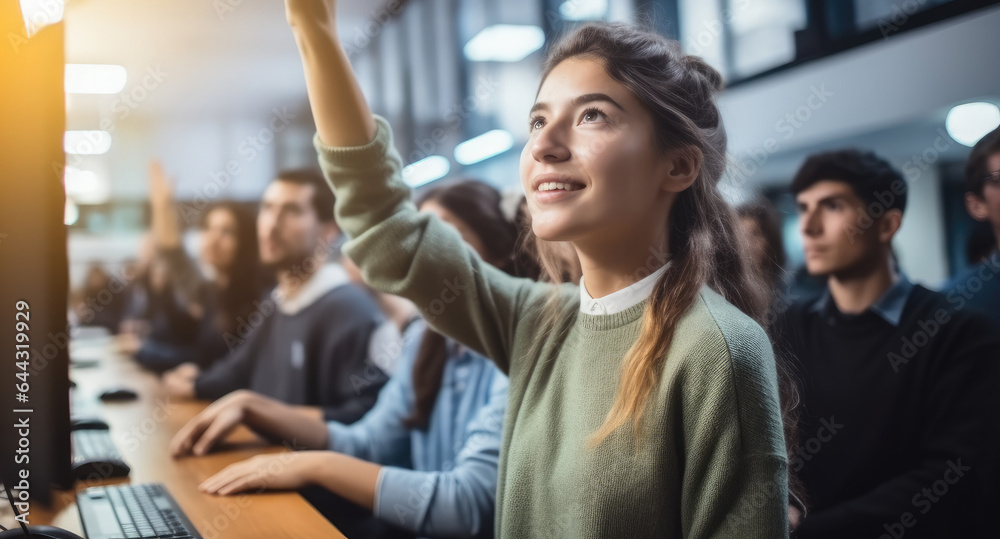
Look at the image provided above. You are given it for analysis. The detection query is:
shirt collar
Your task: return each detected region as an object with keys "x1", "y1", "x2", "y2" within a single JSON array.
[
  {"x1": 272, "y1": 263, "x2": 351, "y2": 315},
  {"x1": 809, "y1": 273, "x2": 914, "y2": 326},
  {"x1": 579, "y1": 262, "x2": 670, "y2": 316}
]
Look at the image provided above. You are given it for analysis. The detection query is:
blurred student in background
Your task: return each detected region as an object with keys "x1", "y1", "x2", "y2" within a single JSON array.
[
  {"x1": 737, "y1": 198, "x2": 791, "y2": 325},
  {"x1": 776, "y1": 149, "x2": 1000, "y2": 538},
  {"x1": 162, "y1": 169, "x2": 387, "y2": 425},
  {"x1": 341, "y1": 254, "x2": 419, "y2": 376},
  {"x1": 945, "y1": 125, "x2": 1000, "y2": 328},
  {"x1": 130, "y1": 161, "x2": 269, "y2": 372},
  {"x1": 171, "y1": 180, "x2": 528, "y2": 539}
]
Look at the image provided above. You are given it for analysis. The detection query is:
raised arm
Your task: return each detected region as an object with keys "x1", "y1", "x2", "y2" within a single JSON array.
[
  {"x1": 282, "y1": 0, "x2": 566, "y2": 375},
  {"x1": 148, "y1": 160, "x2": 204, "y2": 306},
  {"x1": 284, "y1": 0, "x2": 375, "y2": 147}
]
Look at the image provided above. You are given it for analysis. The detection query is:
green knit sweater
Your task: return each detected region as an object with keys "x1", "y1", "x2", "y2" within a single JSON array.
[{"x1": 314, "y1": 116, "x2": 789, "y2": 538}]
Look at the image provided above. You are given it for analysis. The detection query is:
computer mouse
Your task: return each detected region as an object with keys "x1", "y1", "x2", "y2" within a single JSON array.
[
  {"x1": 98, "y1": 387, "x2": 138, "y2": 402},
  {"x1": 72, "y1": 458, "x2": 131, "y2": 482},
  {"x1": 0, "y1": 526, "x2": 84, "y2": 539},
  {"x1": 70, "y1": 417, "x2": 109, "y2": 430}
]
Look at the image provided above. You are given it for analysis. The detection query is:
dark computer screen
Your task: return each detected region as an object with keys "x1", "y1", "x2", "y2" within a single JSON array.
[{"x1": 0, "y1": 4, "x2": 73, "y2": 509}]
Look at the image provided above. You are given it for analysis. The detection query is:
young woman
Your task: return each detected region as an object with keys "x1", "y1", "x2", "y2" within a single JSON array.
[
  {"x1": 170, "y1": 180, "x2": 525, "y2": 538},
  {"x1": 138, "y1": 161, "x2": 268, "y2": 373},
  {"x1": 279, "y1": 1, "x2": 793, "y2": 536}
]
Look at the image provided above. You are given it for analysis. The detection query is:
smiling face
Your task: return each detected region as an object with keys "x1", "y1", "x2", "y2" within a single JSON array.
[{"x1": 519, "y1": 57, "x2": 681, "y2": 247}]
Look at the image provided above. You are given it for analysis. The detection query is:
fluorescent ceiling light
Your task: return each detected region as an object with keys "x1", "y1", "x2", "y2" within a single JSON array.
[
  {"x1": 455, "y1": 130, "x2": 514, "y2": 165},
  {"x1": 946, "y1": 102, "x2": 1000, "y2": 147},
  {"x1": 403, "y1": 156, "x2": 451, "y2": 188},
  {"x1": 65, "y1": 64, "x2": 128, "y2": 94},
  {"x1": 20, "y1": 0, "x2": 63, "y2": 36},
  {"x1": 559, "y1": 0, "x2": 608, "y2": 21},
  {"x1": 64, "y1": 131, "x2": 112, "y2": 155},
  {"x1": 64, "y1": 167, "x2": 110, "y2": 204},
  {"x1": 464, "y1": 25, "x2": 545, "y2": 62}
]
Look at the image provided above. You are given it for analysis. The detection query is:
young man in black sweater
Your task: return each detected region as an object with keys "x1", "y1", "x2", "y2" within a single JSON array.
[
  {"x1": 162, "y1": 170, "x2": 388, "y2": 425},
  {"x1": 776, "y1": 149, "x2": 1000, "y2": 538}
]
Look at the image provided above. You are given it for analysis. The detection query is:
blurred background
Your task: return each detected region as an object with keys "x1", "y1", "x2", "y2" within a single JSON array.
[{"x1": 22, "y1": 0, "x2": 1000, "y2": 291}]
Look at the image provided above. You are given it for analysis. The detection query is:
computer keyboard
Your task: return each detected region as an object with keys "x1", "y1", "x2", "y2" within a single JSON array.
[
  {"x1": 77, "y1": 483, "x2": 202, "y2": 539},
  {"x1": 71, "y1": 427, "x2": 131, "y2": 480}
]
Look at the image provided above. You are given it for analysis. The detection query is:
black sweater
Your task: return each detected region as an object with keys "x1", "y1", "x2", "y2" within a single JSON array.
[
  {"x1": 194, "y1": 282, "x2": 387, "y2": 424},
  {"x1": 776, "y1": 285, "x2": 1000, "y2": 538}
]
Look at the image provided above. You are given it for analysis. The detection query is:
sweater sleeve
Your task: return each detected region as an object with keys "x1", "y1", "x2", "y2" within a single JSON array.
[
  {"x1": 373, "y1": 369, "x2": 507, "y2": 537},
  {"x1": 680, "y1": 300, "x2": 789, "y2": 539},
  {"x1": 313, "y1": 116, "x2": 547, "y2": 375}
]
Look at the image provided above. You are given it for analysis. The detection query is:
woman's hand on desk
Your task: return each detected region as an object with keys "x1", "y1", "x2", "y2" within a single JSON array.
[
  {"x1": 198, "y1": 451, "x2": 324, "y2": 495},
  {"x1": 199, "y1": 450, "x2": 381, "y2": 511},
  {"x1": 170, "y1": 390, "x2": 252, "y2": 457},
  {"x1": 170, "y1": 390, "x2": 329, "y2": 457}
]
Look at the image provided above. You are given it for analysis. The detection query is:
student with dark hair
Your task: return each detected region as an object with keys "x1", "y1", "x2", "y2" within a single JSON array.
[
  {"x1": 944, "y1": 125, "x2": 1000, "y2": 328},
  {"x1": 161, "y1": 168, "x2": 387, "y2": 425},
  {"x1": 777, "y1": 149, "x2": 1000, "y2": 538},
  {"x1": 132, "y1": 161, "x2": 269, "y2": 372},
  {"x1": 170, "y1": 179, "x2": 524, "y2": 539},
  {"x1": 267, "y1": 2, "x2": 797, "y2": 536}
]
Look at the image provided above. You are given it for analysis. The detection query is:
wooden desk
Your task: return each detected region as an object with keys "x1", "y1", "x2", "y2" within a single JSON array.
[{"x1": 7, "y1": 339, "x2": 346, "y2": 538}]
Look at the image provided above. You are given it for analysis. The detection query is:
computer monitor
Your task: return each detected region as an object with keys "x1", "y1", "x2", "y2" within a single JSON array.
[{"x1": 0, "y1": 2, "x2": 74, "y2": 513}]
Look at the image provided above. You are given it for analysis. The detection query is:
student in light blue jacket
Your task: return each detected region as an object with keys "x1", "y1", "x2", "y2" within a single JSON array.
[{"x1": 171, "y1": 180, "x2": 539, "y2": 538}]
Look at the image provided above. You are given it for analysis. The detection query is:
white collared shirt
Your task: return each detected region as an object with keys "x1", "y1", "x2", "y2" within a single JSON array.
[
  {"x1": 272, "y1": 263, "x2": 351, "y2": 315},
  {"x1": 579, "y1": 262, "x2": 670, "y2": 315}
]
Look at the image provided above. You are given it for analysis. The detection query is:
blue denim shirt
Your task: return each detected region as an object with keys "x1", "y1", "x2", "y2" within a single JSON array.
[{"x1": 327, "y1": 320, "x2": 507, "y2": 537}]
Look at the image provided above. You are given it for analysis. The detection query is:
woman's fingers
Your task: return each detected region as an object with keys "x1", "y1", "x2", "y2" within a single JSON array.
[
  {"x1": 170, "y1": 412, "x2": 211, "y2": 457},
  {"x1": 192, "y1": 408, "x2": 242, "y2": 456}
]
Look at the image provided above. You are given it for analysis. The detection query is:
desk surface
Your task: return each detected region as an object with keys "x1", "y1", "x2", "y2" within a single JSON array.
[{"x1": 18, "y1": 338, "x2": 346, "y2": 538}]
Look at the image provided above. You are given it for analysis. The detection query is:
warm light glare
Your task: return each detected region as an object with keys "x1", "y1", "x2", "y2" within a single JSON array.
[
  {"x1": 945, "y1": 102, "x2": 1000, "y2": 147},
  {"x1": 464, "y1": 25, "x2": 545, "y2": 62},
  {"x1": 65, "y1": 64, "x2": 128, "y2": 95},
  {"x1": 454, "y1": 130, "x2": 514, "y2": 165},
  {"x1": 403, "y1": 156, "x2": 451, "y2": 187},
  {"x1": 64, "y1": 131, "x2": 112, "y2": 155},
  {"x1": 20, "y1": 0, "x2": 63, "y2": 36}
]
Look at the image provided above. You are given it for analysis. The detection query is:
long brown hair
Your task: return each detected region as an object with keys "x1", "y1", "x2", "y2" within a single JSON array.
[
  {"x1": 531, "y1": 22, "x2": 801, "y2": 496},
  {"x1": 201, "y1": 202, "x2": 263, "y2": 335},
  {"x1": 404, "y1": 180, "x2": 524, "y2": 429}
]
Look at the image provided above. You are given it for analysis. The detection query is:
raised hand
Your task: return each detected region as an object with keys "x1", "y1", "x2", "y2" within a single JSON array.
[
  {"x1": 148, "y1": 160, "x2": 174, "y2": 208},
  {"x1": 283, "y1": 0, "x2": 337, "y2": 32}
]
